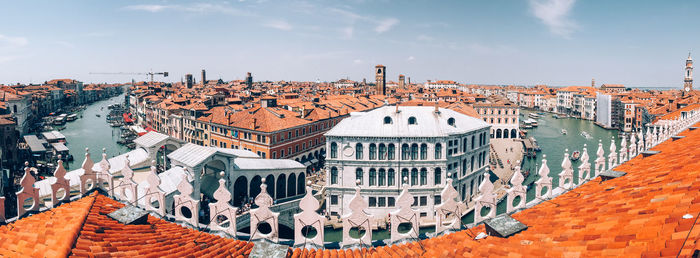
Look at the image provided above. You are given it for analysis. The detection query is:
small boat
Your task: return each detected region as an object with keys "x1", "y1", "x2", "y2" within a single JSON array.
[
  {"x1": 66, "y1": 114, "x2": 78, "y2": 121},
  {"x1": 553, "y1": 114, "x2": 560, "y2": 119},
  {"x1": 581, "y1": 131, "x2": 592, "y2": 140},
  {"x1": 528, "y1": 113, "x2": 541, "y2": 119},
  {"x1": 537, "y1": 112, "x2": 545, "y2": 115},
  {"x1": 54, "y1": 117, "x2": 66, "y2": 125},
  {"x1": 570, "y1": 151, "x2": 581, "y2": 161},
  {"x1": 561, "y1": 129, "x2": 567, "y2": 135},
  {"x1": 96, "y1": 114, "x2": 101, "y2": 117}
]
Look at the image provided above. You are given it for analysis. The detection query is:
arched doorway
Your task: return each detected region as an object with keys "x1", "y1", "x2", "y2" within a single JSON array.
[
  {"x1": 201, "y1": 159, "x2": 227, "y2": 199},
  {"x1": 157, "y1": 143, "x2": 179, "y2": 172},
  {"x1": 287, "y1": 173, "x2": 296, "y2": 197},
  {"x1": 496, "y1": 129, "x2": 502, "y2": 138},
  {"x1": 511, "y1": 129, "x2": 517, "y2": 138},
  {"x1": 233, "y1": 176, "x2": 248, "y2": 207},
  {"x1": 503, "y1": 129, "x2": 509, "y2": 139},
  {"x1": 276, "y1": 174, "x2": 286, "y2": 199},
  {"x1": 250, "y1": 175, "x2": 262, "y2": 199},
  {"x1": 297, "y1": 173, "x2": 306, "y2": 195},
  {"x1": 265, "y1": 174, "x2": 275, "y2": 199}
]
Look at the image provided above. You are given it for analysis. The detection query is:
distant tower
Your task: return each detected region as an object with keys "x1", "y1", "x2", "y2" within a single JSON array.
[
  {"x1": 185, "y1": 74, "x2": 193, "y2": 89},
  {"x1": 201, "y1": 69, "x2": 206, "y2": 85},
  {"x1": 375, "y1": 65, "x2": 386, "y2": 95},
  {"x1": 684, "y1": 53, "x2": 693, "y2": 92},
  {"x1": 591, "y1": 78, "x2": 595, "y2": 88},
  {"x1": 398, "y1": 74, "x2": 406, "y2": 89},
  {"x1": 246, "y1": 72, "x2": 253, "y2": 89}
]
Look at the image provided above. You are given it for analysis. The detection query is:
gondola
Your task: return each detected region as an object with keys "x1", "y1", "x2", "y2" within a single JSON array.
[{"x1": 570, "y1": 151, "x2": 581, "y2": 161}]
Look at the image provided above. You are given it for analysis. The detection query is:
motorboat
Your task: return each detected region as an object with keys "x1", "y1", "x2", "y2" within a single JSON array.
[
  {"x1": 570, "y1": 150, "x2": 581, "y2": 161},
  {"x1": 528, "y1": 113, "x2": 541, "y2": 119},
  {"x1": 66, "y1": 114, "x2": 78, "y2": 121},
  {"x1": 561, "y1": 129, "x2": 568, "y2": 135},
  {"x1": 581, "y1": 131, "x2": 593, "y2": 140},
  {"x1": 96, "y1": 114, "x2": 101, "y2": 117},
  {"x1": 553, "y1": 114, "x2": 560, "y2": 119}
]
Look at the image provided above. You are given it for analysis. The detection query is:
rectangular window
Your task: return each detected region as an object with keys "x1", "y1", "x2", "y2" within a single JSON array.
[
  {"x1": 330, "y1": 195, "x2": 338, "y2": 205},
  {"x1": 388, "y1": 197, "x2": 396, "y2": 207},
  {"x1": 434, "y1": 195, "x2": 441, "y2": 205},
  {"x1": 420, "y1": 212, "x2": 427, "y2": 218},
  {"x1": 378, "y1": 197, "x2": 386, "y2": 207},
  {"x1": 420, "y1": 196, "x2": 427, "y2": 206},
  {"x1": 369, "y1": 197, "x2": 377, "y2": 207},
  {"x1": 412, "y1": 197, "x2": 418, "y2": 207}
]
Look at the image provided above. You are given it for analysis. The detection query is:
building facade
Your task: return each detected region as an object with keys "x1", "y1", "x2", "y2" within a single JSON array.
[{"x1": 324, "y1": 106, "x2": 491, "y2": 221}]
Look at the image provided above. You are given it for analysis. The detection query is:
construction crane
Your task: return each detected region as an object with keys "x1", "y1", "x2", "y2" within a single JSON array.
[{"x1": 89, "y1": 71, "x2": 169, "y2": 83}]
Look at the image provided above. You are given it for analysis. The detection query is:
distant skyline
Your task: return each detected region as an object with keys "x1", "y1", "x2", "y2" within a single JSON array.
[{"x1": 1, "y1": 1, "x2": 700, "y2": 88}]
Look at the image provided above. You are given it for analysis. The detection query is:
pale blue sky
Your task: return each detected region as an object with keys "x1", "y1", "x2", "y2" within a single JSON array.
[{"x1": 0, "y1": 0, "x2": 699, "y2": 87}]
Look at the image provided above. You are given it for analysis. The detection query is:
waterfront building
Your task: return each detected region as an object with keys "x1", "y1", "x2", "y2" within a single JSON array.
[
  {"x1": 424, "y1": 80, "x2": 460, "y2": 89},
  {"x1": 324, "y1": 105, "x2": 490, "y2": 220},
  {"x1": 474, "y1": 95, "x2": 519, "y2": 138}
]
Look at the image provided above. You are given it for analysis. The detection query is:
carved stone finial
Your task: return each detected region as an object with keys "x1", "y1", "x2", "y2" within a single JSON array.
[
  {"x1": 342, "y1": 176, "x2": 372, "y2": 247},
  {"x1": 390, "y1": 176, "x2": 418, "y2": 244},
  {"x1": 209, "y1": 172, "x2": 237, "y2": 238},
  {"x1": 294, "y1": 183, "x2": 324, "y2": 248},
  {"x1": 174, "y1": 174, "x2": 198, "y2": 227},
  {"x1": 535, "y1": 155, "x2": 552, "y2": 200}
]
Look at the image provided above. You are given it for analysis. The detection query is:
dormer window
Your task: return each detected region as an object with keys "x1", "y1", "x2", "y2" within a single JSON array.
[
  {"x1": 408, "y1": 116, "x2": 417, "y2": 125},
  {"x1": 447, "y1": 117, "x2": 456, "y2": 127},
  {"x1": 383, "y1": 116, "x2": 392, "y2": 124}
]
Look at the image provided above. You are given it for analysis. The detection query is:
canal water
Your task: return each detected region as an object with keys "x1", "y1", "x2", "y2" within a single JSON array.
[
  {"x1": 62, "y1": 91, "x2": 129, "y2": 170},
  {"x1": 519, "y1": 110, "x2": 622, "y2": 201}
]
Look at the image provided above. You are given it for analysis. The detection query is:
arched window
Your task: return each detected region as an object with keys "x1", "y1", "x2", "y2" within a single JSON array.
[
  {"x1": 420, "y1": 143, "x2": 427, "y2": 160},
  {"x1": 411, "y1": 143, "x2": 418, "y2": 160},
  {"x1": 420, "y1": 168, "x2": 427, "y2": 185},
  {"x1": 401, "y1": 168, "x2": 409, "y2": 184},
  {"x1": 331, "y1": 167, "x2": 338, "y2": 185},
  {"x1": 355, "y1": 143, "x2": 363, "y2": 160},
  {"x1": 369, "y1": 143, "x2": 377, "y2": 160},
  {"x1": 434, "y1": 143, "x2": 442, "y2": 159},
  {"x1": 434, "y1": 167, "x2": 442, "y2": 185},
  {"x1": 462, "y1": 138, "x2": 467, "y2": 152},
  {"x1": 408, "y1": 116, "x2": 417, "y2": 125},
  {"x1": 330, "y1": 142, "x2": 338, "y2": 158},
  {"x1": 471, "y1": 155, "x2": 475, "y2": 172},
  {"x1": 471, "y1": 135, "x2": 475, "y2": 149},
  {"x1": 447, "y1": 117, "x2": 456, "y2": 126},
  {"x1": 369, "y1": 168, "x2": 377, "y2": 186},
  {"x1": 461, "y1": 159, "x2": 467, "y2": 176},
  {"x1": 402, "y1": 144, "x2": 410, "y2": 160},
  {"x1": 355, "y1": 168, "x2": 363, "y2": 185},
  {"x1": 388, "y1": 144, "x2": 395, "y2": 160},
  {"x1": 411, "y1": 168, "x2": 418, "y2": 186},
  {"x1": 388, "y1": 169, "x2": 395, "y2": 186},
  {"x1": 378, "y1": 168, "x2": 386, "y2": 186},
  {"x1": 378, "y1": 143, "x2": 386, "y2": 160},
  {"x1": 383, "y1": 116, "x2": 392, "y2": 124}
]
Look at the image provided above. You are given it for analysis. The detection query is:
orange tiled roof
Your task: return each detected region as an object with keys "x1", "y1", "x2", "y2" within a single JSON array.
[
  {"x1": 0, "y1": 193, "x2": 95, "y2": 257},
  {"x1": 71, "y1": 194, "x2": 253, "y2": 257}
]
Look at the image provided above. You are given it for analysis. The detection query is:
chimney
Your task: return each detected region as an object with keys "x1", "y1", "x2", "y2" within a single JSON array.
[
  {"x1": 434, "y1": 102, "x2": 440, "y2": 113},
  {"x1": 253, "y1": 118, "x2": 257, "y2": 129},
  {"x1": 395, "y1": 104, "x2": 400, "y2": 113}
]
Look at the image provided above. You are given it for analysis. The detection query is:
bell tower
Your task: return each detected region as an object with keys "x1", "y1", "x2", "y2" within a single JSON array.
[
  {"x1": 375, "y1": 65, "x2": 386, "y2": 95},
  {"x1": 684, "y1": 52, "x2": 693, "y2": 92}
]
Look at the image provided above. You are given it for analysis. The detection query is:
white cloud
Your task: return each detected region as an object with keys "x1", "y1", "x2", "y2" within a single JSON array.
[
  {"x1": 529, "y1": 0, "x2": 577, "y2": 38},
  {"x1": 124, "y1": 3, "x2": 250, "y2": 16},
  {"x1": 54, "y1": 41, "x2": 75, "y2": 49},
  {"x1": 407, "y1": 56, "x2": 415, "y2": 61},
  {"x1": 0, "y1": 34, "x2": 28, "y2": 48},
  {"x1": 125, "y1": 4, "x2": 169, "y2": 12},
  {"x1": 375, "y1": 18, "x2": 399, "y2": 33},
  {"x1": 263, "y1": 20, "x2": 293, "y2": 31},
  {"x1": 353, "y1": 59, "x2": 363, "y2": 64},
  {"x1": 342, "y1": 26, "x2": 354, "y2": 39},
  {"x1": 417, "y1": 34, "x2": 434, "y2": 42}
]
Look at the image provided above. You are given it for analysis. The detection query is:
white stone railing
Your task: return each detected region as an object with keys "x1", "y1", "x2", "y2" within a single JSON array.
[{"x1": 1, "y1": 107, "x2": 698, "y2": 250}]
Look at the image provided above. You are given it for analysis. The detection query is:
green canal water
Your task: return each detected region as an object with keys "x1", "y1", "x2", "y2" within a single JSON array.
[
  {"x1": 62, "y1": 92, "x2": 129, "y2": 170},
  {"x1": 519, "y1": 110, "x2": 622, "y2": 202}
]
